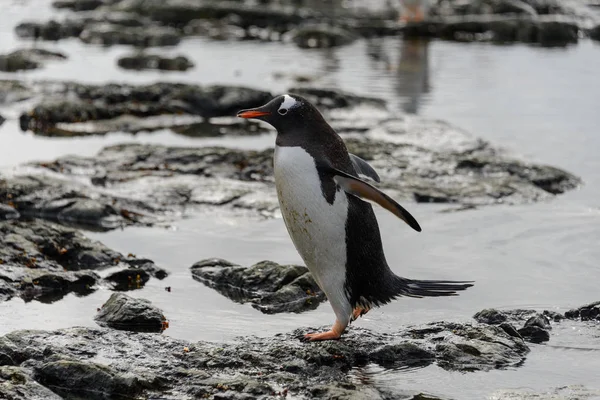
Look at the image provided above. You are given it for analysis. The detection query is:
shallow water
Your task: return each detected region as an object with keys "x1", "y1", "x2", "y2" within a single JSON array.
[{"x1": 1, "y1": 1, "x2": 600, "y2": 398}]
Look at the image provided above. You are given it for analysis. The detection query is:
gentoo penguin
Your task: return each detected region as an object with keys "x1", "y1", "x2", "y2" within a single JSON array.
[{"x1": 237, "y1": 94, "x2": 472, "y2": 341}]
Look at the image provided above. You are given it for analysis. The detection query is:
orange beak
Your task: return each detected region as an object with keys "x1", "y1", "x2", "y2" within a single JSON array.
[{"x1": 237, "y1": 110, "x2": 271, "y2": 119}]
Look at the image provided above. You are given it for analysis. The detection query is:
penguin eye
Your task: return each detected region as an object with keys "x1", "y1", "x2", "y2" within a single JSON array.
[{"x1": 278, "y1": 108, "x2": 288, "y2": 116}]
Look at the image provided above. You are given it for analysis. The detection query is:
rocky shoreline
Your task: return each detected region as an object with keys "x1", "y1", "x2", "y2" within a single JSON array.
[
  {"x1": 0, "y1": 82, "x2": 581, "y2": 232},
  {"x1": 6, "y1": 0, "x2": 599, "y2": 52},
  {"x1": 0, "y1": 297, "x2": 598, "y2": 399},
  {"x1": 0, "y1": 219, "x2": 167, "y2": 304}
]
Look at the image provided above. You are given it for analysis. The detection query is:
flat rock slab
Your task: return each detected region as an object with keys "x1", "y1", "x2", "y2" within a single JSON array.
[
  {"x1": 0, "y1": 49, "x2": 67, "y2": 73},
  {"x1": 2, "y1": 127, "x2": 580, "y2": 230},
  {"x1": 0, "y1": 320, "x2": 529, "y2": 399},
  {"x1": 117, "y1": 52, "x2": 194, "y2": 71},
  {"x1": 191, "y1": 258, "x2": 324, "y2": 314},
  {"x1": 17, "y1": 81, "x2": 273, "y2": 134},
  {"x1": 0, "y1": 219, "x2": 166, "y2": 303},
  {"x1": 95, "y1": 293, "x2": 168, "y2": 332}
]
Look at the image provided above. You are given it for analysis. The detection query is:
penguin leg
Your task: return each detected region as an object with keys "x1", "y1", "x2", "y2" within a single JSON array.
[
  {"x1": 400, "y1": 4, "x2": 421, "y2": 22},
  {"x1": 414, "y1": 5, "x2": 425, "y2": 22},
  {"x1": 304, "y1": 319, "x2": 347, "y2": 341}
]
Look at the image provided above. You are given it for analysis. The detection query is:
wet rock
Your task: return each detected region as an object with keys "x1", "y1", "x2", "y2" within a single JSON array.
[
  {"x1": 523, "y1": 313, "x2": 551, "y2": 330},
  {"x1": 0, "y1": 49, "x2": 67, "y2": 72},
  {"x1": 0, "y1": 320, "x2": 528, "y2": 399},
  {"x1": 52, "y1": 0, "x2": 105, "y2": 11},
  {"x1": 0, "y1": 366, "x2": 63, "y2": 400},
  {"x1": 404, "y1": 322, "x2": 529, "y2": 371},
  {"x1": 517, "y1": 326, "x2": 550, "y2": 343},
  {"x1": 117, "y1": 52, "x2": 194, "y2": 71},
  {"x1": 0, "y1": 204, "x2": 19, "y2": 220},
  {"x1": 19, "y1": 82, "x2": 272, "y2": 132},
  {"x1": 183, "y1": 19, "x2": 247, "y2": 40},
  {"x1": 0, "y1": 80, "x2": 32, "y2": 104},
  {"x1": 515, "y1": 313, "x2": 552, "y2": 343},
  {"x1": 402, "y1": 14, "x2": 579, "y2": 45},
  {"x1": 104, "y1": 268, "x2": 150, "y2": 291},
  {"x1": 591, "y1": 24, "x2": 600, "y2": 40},
  {"x1": 499, "y1": 322, "x2": 522, "y2": 339},
  {"x1": 18, "y1": 270, "x2": 98, "y2": 303},
  {"x1": 79, "y1": 23, "x2": 181, "y2": 47},
  {"x1": 15, "y1": 20, "x2": 85, "y2": 41},
  {"x1": 35, "y1": 360, "x2": 146, "y2": 399},
  {"x1": 542, "y1": 309, "x2": 565, "y2": 321},
  {"x1": 0, "y1": 219, "x2": 166, "y2": 303},
  {"x1": 565, "y1": 300, "x2": 600, "y2": 321},
  {"x1": 116, "y1": 0, "x2": 309, "y2": 30},
  {"x1": 286, "y1": 24, "x2": 358, "y2": 48},
  {"x1": 95, "y1": 293, "x2": 168, "y2": 332},
  {"x1": 473, "y1": 308, "x2": 507, "y2": 324},
  {"x1": 474, "y1": 308, "x2": 552, "y2": 343},
  {"x1": 191, "y1": 259, "x2": 324, "y2": 314},
  {"x1": 0, "y1": 113, "x2": 4, "y2": 126}
]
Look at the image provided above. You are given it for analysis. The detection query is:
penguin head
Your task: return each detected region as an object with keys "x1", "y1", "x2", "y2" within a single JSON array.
[{"x1": 237, "y1": 94, "x2": 320, "y2": 133}]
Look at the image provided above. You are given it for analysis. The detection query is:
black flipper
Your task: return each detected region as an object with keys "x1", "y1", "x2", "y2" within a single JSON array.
[
  {"x1": 349, "y1": 153, "x2": 380, "y2": 182},
  {"x1": 323, "y1": 165, "x2": 421, "y2": 232}
]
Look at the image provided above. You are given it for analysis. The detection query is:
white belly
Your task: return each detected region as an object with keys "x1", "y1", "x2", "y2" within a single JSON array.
[{"x1": 274, "y1": 146, "x2": 352, "y2": 322}]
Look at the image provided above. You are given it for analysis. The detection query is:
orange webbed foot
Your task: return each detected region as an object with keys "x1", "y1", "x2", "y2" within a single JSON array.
[
  {"x1": 304, "y1": 330, "x2": 342, "y2": 341},
  {"x1": 304, "y1": 319, "x2": 347, "y2": 341}
]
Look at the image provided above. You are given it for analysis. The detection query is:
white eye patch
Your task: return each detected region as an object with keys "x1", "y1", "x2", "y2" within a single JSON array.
[{"x1": 278, "y1": 94, "x2": 299, "y2": 115}]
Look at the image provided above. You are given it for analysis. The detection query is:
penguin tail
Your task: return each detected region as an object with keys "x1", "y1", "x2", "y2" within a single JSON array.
[{"x1": 393, "y1": 277, "x2": 474, "y2": 298}]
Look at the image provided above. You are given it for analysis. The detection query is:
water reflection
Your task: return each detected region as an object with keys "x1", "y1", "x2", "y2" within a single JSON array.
[
  {"x1": 395, "y1": 38, "x2": 431, "y2": 114},
  {"x1": 364, "y1": 37, "x2": 431, "y2": 113}
]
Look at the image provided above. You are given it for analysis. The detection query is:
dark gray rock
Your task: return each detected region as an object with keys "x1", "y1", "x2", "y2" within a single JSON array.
[
  {"x1": 95, "y1": 293, "x2": 168, "y2": 332},
  {"x1": 0, "y1": 204, "x2": 19, "y2": 220},
  {"x1": 0, "y1": 219, "x2": 166, "y2": 303},
  {"x1": 79, "y1": 23, "x2": 181, "y2": 47},
  {"x1": 15, "y1": 20, "x2": 85, "y2": 41},
  {"x1": 474, "y1": 308, "x2": 551, "y2": 344},
  {"x1": 19, "y1": 82, "x2": 272, "y2": 132},
  {"x1": 35, "y1": 360, "x2": 146, "y2": 399},
  {"x1": 473, "y1": 308, "x2": 508, "y2": 324},
  {"x1": 565, "y1": 301, "x2": 600, "y2": 321},
  {"x1": 0, "y1": 113, "x2": 4, "y2": 126},
  {"x1": 0, "y1": 366, "x2": 63, "y2": 400},
  {"x1": 0, "y1": 320, "x2": 528, "y2": 399},
  {"x1": 0, "y1": 80, "x2": 33, "y2": 104},
  {"x1": 286, "y1": 24, "x2": 358, "y2": 48},
  {"x1": 52, "y1": 0, "x2": 105, "y2": 11},
  {"x1": 402, "y1": 14, "x2": 579, "y2": 46},
  {"x1": 117, "y1": 52, "x2": 194, "y2": 71},
  {"x1": 191, "y1": 259, "x2": 324, "y2": 314},
  {"x1": 0, "y1": 49, "x2": 67, "y2": 72},
  {"x1": 524, "y1": 313, "x2": 552, "y2": 330},
  {"x1": 591, "y1": 24, "x2": 600, "y2": 40},
  {"x1": 542, "y1": 310, "x2": 565, "y2": 321},
  {"x1": 517, "y1": 313, "x2": 551, "y2": 343},
  {"x1": 517, "y1": 325, "x2": 550, "y2": 343}
]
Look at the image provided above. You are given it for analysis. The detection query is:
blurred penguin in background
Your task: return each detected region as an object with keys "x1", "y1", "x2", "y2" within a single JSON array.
[{"x1": 398, "y1": 0, "x2": 431, "y2": 22}]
